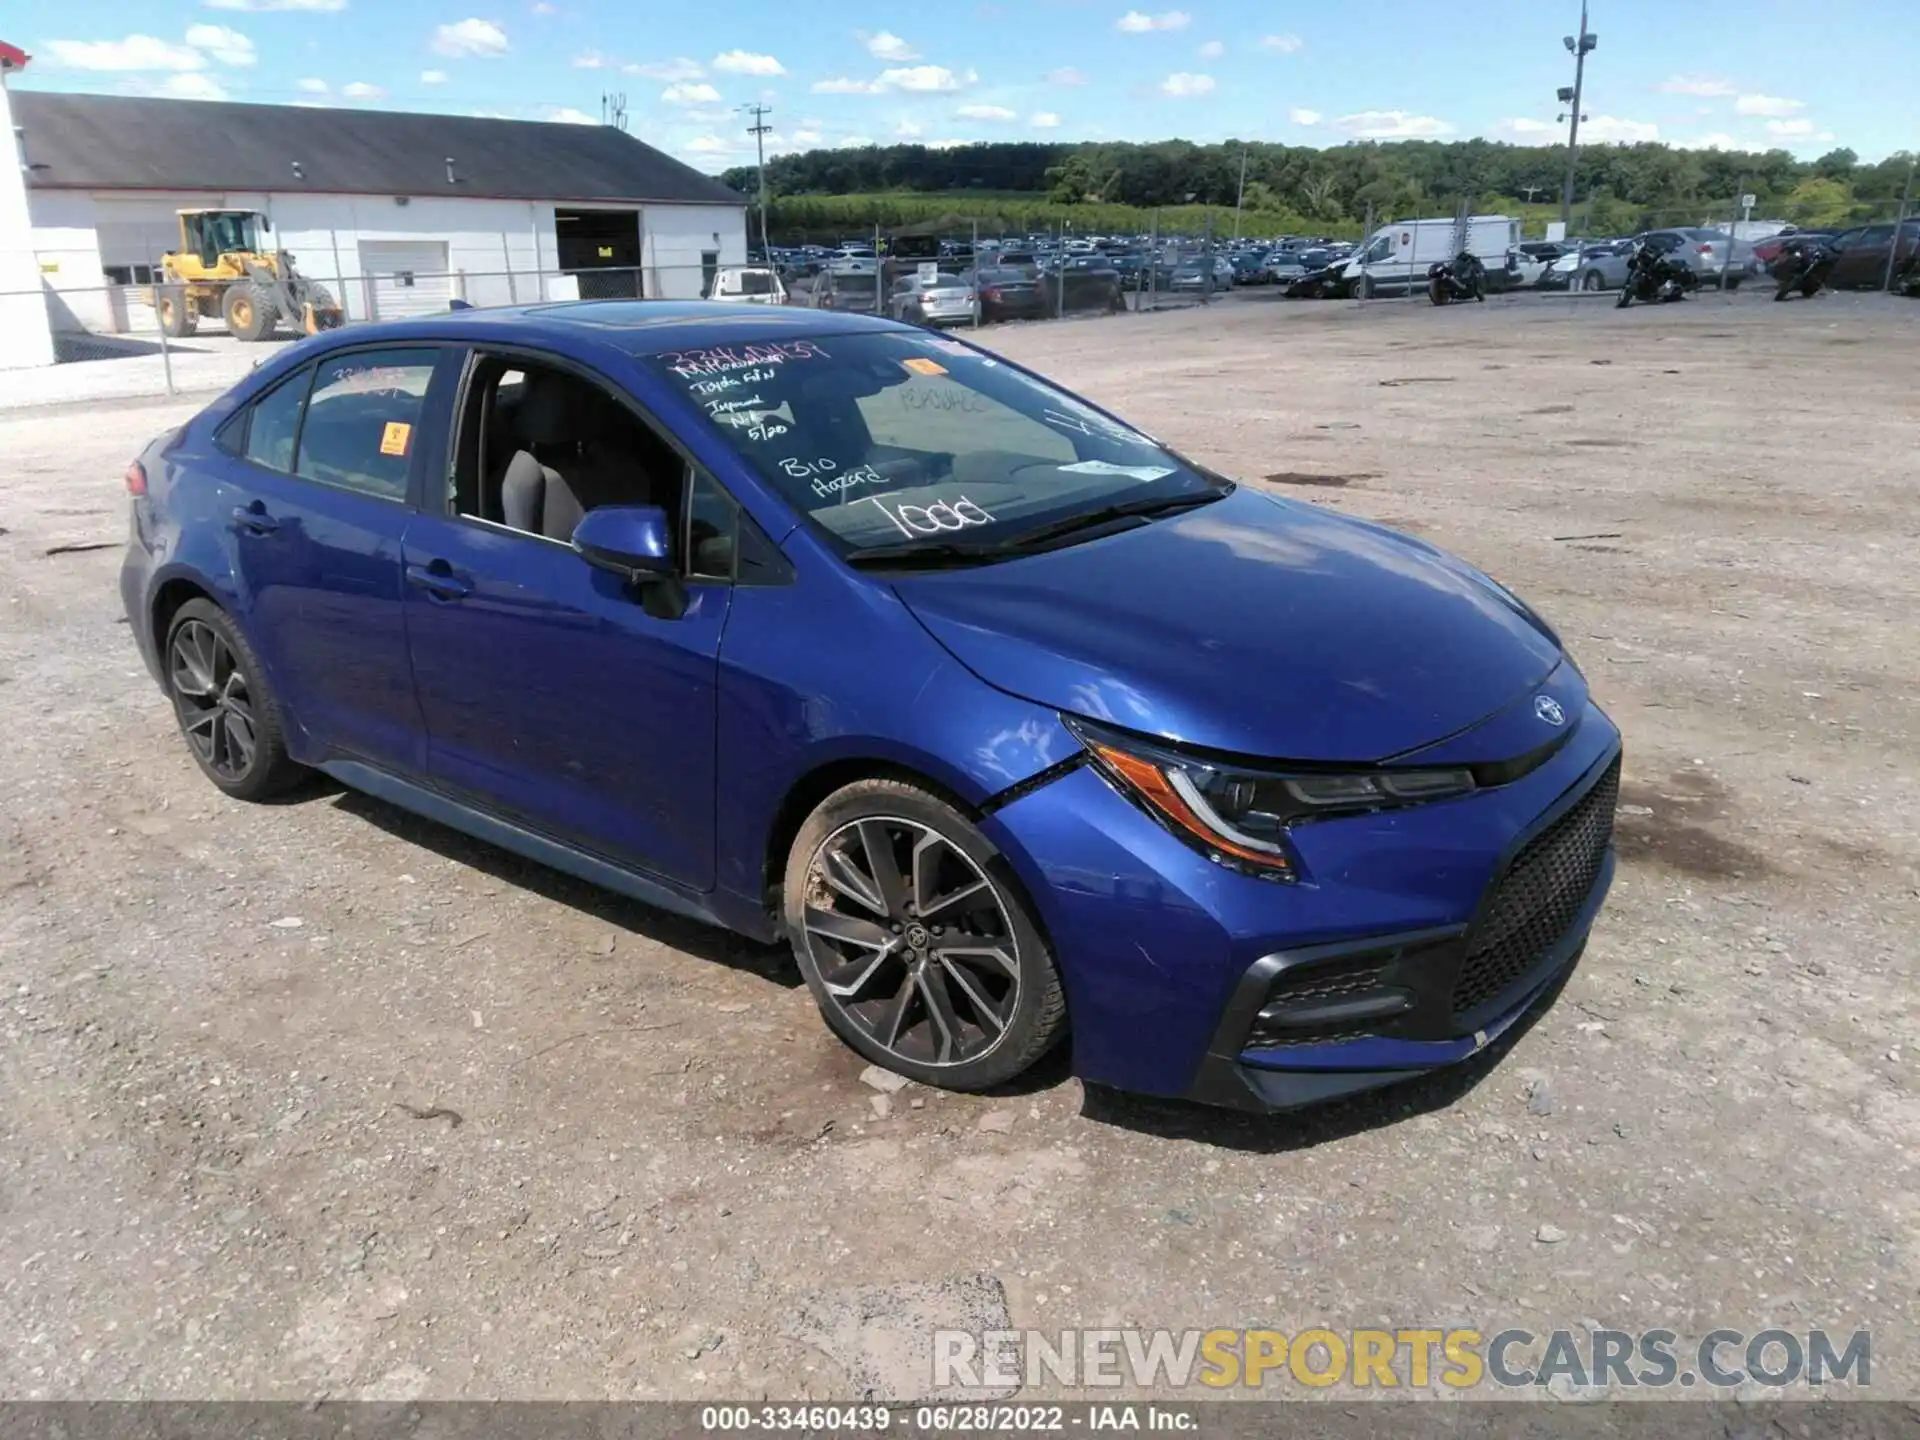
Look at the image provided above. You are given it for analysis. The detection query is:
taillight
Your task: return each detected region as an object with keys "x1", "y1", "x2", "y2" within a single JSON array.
[
  {"x1": 984, "y1": 286, "x2": 1002, "y2": 301},
  {"x1": 125, "y1": 461, "x2": 148, "y2": 497},
  {"x1": 1697, "y1": 243, "x2": 1712, "y2": 254}
]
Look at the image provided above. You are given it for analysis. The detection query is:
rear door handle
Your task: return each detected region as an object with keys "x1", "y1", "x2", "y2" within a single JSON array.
[
  {"x1": 405, "y1": 561, "x2": 473, "y2": 601},
  {"x1": 230, "y1": 503, "x2": 278, "y2": 535}
]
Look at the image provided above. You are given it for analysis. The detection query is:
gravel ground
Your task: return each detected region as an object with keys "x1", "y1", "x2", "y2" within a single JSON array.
[{"x1": 0, "y1": 289, "x2": 1914, "y2": 1402}]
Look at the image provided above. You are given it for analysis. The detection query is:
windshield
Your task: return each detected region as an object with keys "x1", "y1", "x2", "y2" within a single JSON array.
[{"x1": 651, "y1": 331, "x2": 1226, "y2": 557}]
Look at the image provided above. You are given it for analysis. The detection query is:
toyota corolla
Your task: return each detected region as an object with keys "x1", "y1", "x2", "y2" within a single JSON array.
[{"x1": 119, "y1": 301, "x2": 1619, "y2": 1111}]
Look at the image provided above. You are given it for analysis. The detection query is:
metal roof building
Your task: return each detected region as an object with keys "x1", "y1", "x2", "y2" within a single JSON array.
[{"x1": 15, "y1": 90, "x2": 750, "y2": 332}]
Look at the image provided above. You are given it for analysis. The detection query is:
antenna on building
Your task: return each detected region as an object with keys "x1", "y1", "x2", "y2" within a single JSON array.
[{"x1": 602, "y1": 91, "x2": 628, "y2": 131}]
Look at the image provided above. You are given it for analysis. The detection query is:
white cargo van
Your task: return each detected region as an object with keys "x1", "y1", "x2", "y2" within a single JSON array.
[
  {"x1": 1342, "y1": 215, "x2": 1521, "y2": 297},
  {"x1": 706, "y1": 266, "x2": 789, "y2": 304}
]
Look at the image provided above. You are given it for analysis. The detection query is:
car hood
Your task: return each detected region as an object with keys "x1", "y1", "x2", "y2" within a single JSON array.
[{"x1": 890, "y1": 488, "x2": 1564, "y2": 763}]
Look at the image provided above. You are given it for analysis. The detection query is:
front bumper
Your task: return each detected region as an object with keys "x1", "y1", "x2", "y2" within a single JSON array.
[{"x1": 981, "y1": 675, "x2": 1621, "y2": 1111}]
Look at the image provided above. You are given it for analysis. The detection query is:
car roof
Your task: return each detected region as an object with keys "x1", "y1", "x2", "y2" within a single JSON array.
[{"x1": 305, "y1": 301, "x2": 916, "y2": 358}]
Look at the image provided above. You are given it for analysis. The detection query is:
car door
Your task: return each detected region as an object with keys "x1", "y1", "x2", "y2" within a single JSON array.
[
  {"x1": 1831, "y1": 226, "x2": 1891, "y2": 288},
  {"x1": 399, "y1": 350, "x2": 731, "y2": 889},
  {"x1": 213, "y1": 344, "x2": 453, "y2": 772}
]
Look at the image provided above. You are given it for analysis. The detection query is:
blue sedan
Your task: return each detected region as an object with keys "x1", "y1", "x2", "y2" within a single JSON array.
[{"x1": 119, "y1": 301, "x2": 1619, "y2": 1111}]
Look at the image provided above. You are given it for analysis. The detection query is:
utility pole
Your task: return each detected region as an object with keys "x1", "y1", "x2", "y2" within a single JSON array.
[
  {"x1": 1883, "y1": 156, "x2": 1916, "y2": 293},
  {"x1": 1232, "y1": 144, "x2": 1248, "y2": 241},
  {"x1": 741, "y1": 103, "x2": 773, "y2": 261},
  {"x1": 1557, "y1": 0, "x2": 1597, "y2": 229}
]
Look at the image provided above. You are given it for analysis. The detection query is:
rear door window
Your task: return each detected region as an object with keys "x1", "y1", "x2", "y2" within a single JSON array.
[{"x1": 295, "y1": 347, "x2": 440, "y2": 502}]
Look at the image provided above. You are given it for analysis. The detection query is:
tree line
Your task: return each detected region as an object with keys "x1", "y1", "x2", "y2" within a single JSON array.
[{"x1": 722, "y1": 139, "x2": 1916, "y2": 237}]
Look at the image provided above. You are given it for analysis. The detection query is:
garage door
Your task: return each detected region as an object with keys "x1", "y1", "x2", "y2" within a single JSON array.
[{"x1": 359, "y1": 241, "x2": 451, "y2": 320}]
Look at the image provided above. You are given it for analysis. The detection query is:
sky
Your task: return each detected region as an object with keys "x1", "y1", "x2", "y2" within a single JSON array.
[{"x1": 11, "y1": 0, "x2": 1916, "y2": 173}]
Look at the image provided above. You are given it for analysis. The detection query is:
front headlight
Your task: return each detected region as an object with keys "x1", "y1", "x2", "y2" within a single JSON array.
[{"x1": 1065, "y1": 717, "x2": 1475, "y2": 882}]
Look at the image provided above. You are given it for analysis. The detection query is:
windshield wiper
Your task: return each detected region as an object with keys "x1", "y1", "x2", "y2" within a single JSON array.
[
  {"x1": 993, "y1": 486, "x2": 1230, "y2": 553},
  {"x1": 843, "y1": 539, "x2": 1015, "y2": 570}
]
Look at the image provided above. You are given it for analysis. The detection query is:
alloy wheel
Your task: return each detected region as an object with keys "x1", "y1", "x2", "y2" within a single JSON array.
[
  {"x1": 801, "y1": 817, "x2": 1020, "y2": 1068},
  {"x1": 169, "y1": 619, "x2": 258, "y2": 781}
]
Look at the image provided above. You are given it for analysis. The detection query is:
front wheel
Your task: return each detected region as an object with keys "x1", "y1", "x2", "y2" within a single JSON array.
[
  {"x1": 1429, "y1": 278, "x2": 1449, "y2": 306},
  {"x1": 1582, "y1": 271, "x2": 1604, "y2": 292},
  {"x1": 784, "y1": 779, "x2": 1067, "y2": 1092},
  {"x1": 165, "y1": 599, "x2": 306, "y2": 800},
  {"x1": 1352, "y1": 273, "x2": 1373, "y2": 300}
]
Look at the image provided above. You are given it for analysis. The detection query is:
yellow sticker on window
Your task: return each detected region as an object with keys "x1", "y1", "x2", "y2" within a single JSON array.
[
  {"x1": 901, "y1": 357, "x2": 947, "y2": 376},
  {"x1": 379, "y1": 421, "x2": 412, "y2": 457}
]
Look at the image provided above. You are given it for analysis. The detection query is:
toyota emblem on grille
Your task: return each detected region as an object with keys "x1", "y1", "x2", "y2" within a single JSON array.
[{"x1": 1534, "y1": 695, "x2": 1566, "y2": 726}]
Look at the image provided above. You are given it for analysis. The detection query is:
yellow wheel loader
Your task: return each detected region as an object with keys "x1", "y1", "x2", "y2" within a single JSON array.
[{"x1": 150, "y1": 210, "x2": 344, "y2": 341}]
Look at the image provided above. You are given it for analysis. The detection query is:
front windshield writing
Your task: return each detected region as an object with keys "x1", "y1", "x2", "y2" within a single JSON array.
[{"x1": 651, "y1": 333, "x2": 1216, "y2": 552}]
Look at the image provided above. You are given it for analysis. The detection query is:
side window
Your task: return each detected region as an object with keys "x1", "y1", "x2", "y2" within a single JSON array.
[
  {"x1": 242, "y1": 365, "x2": 312, "y2": 472},
  {"x1": 686, "y1": 471, "x2": 737, "y2": 581},
  {"x1": 295, "y1": 347, "x2": 439, "y2": 501}
]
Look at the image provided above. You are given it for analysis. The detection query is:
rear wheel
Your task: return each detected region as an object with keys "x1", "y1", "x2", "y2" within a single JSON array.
[
  {"x1": 156, "y1": 285, "x2": 196, "y2": 337},
  {"x1": 1352, "y1": 273, "x2": 1374, "y2": 300},
  {"x1": 784, "y1": 779, "x2": 1066, "y2": 1092},
  {"x1": 164, "y1": 600, "x2": 306, "y2": 801}
]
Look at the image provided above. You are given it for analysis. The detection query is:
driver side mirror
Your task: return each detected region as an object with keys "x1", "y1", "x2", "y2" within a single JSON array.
[{"x1": 572, "y1": 505, "x2": 686, "y2": 618}]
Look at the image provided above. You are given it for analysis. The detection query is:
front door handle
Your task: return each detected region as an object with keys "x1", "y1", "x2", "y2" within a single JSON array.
[
  {"x1": 230, "y1": 503, "x2": 278, "y2": 535},
  {"x1": 405, "y1": 561, "x2": 473, "y2": 601}
]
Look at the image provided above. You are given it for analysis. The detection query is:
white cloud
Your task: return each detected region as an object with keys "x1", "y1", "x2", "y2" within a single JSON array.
[
  {"x1": 1579, "y1": 115, "x2": 1659, "y2": 142},
  {"x1": 788, "y1": 126, "x2": 824, "y2": 146},
  {"x1": 571, "y1": 50, "x2": 607, "y2": 68},
  {"x1": 712, "y1": 49, "x2": 784, "y2": 75},
  {"x1": 1118, "y1": 9, "x2": 1190, "y2": 32},
  {"x1": 184, "y1": 24, "x2": 256, "y2": 65},
  {"x1": 204, "y1": 0, "x2": 344, "y2": 10},
  {"x1": 1259, "y1": 32, "x2": 1303, "y2": 53},
  {"x1": 926, "y1": 138, "x2": 972, "y2": 150},
  {"x1": 1047, "y1": 66, "x2": 1088, "y2": 86},
  {"x1": 663, "y1": 81, "x2": 721, "y2": 105},
  {"x1": 1196, "y1": 39, "x2": 1223, "y2": 59},
  {"x1": 419, "y1": 68, "x2": 447, "y2": 83},
  {"x1": 432, "y1": 18, "x2": 508, "y2": 58},
  {"x1": 813, "y1": 76, "x2": 877, "y2": 94},
  {"x1": 546, "y1": 106, "x2": 597, "y2": 124},
  {"x1": 296, "y1": 76, "x2": 328, "y2": 92},
  {"x1": 685, "y1": 134, "x2": 742, "y2": 154},
  {"x1": 1491, "y1": 116, "x2": 1556, "y2": 139},
  {"x1": 1766, "y1": 117, "x2": 1815, "y2": 137},
  {"x1": 531, "y1": 1, "x2": 557, "y2": 12},
  {"x1": 1735, "y1": 93, "x2": 1803, "y2": 117},
  {"x1": 625, "y1": 57, "x2": 704, "y2": 80},
  {"x1": 863, "y1": 30, "x2": 918, "y2": 61},
  {"x1": 1158, "y1": 72, "x2": 1214, "y2": 98},
  {"x1": 1334, "y1": 109, "x2": 1455, "y2": 138},
  {"x1": 956, "y1": 103, "x2": 1017, "y2": 121},
  {"x1": 1682, "y1": 132, "x2": 1740, "y2": 150},
  {"x1": 1030, "y1": 111, "x2": 1060, "y2": 128},
  {"x1": 893, "y1": 117, "x2": 923, "y2": 137},
  {"x1": 341, "y1": 80, "x2": 384, "y2": 99},
  {"x1": 878, "y1": 64, "x2": 974, "y2": 92},
  {"x1": 1655, "y1": 74, "x2": 1735, "y2": 97},
  {"x1": 1288, "y1": 107, "x2": 1321, "y2": 126},
  {"x1": 160, "y1": 72, "x2": 227, "y2": 99},
  {"x1": 45, "y1": 35, "x2": 206, "y2": 71}
]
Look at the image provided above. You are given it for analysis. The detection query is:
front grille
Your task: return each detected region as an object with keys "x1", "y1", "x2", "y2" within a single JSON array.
[{"x1": 1450, "y1": 759, "x2": 1619, "y2": 1019}]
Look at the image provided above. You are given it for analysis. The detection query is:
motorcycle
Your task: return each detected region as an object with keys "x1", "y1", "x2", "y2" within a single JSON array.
[
  {"x1": 1614, "y1": 243, "x2": 1698, "y2": 309},
  {"x1": 1770, "y1": 235, "x2": 1838, "y2": 301},
  {"x1": 1427, "y1": 251, "x2": 1487, "y2": 305}
]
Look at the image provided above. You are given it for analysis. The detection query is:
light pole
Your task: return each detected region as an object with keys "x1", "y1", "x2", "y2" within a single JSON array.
[
  {"x1": 1557, "y1": 1, "x2": 1597, "y2": 229},
  {"x1": 1232, "y1": 144, "x2": 1248, "y2": 241}
]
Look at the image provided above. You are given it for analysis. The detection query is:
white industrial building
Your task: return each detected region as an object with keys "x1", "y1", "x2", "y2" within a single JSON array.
[{"x1": 7, "y1": 87, "x2": 749, "y2": 353}]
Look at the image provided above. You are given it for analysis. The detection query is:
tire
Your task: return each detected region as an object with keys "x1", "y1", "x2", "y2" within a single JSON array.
[
  {"x1": 1582, "y1": 271, "x2": 1604, "y2": 292},
  {"x1": 223, "y1": 283, "x2": 277, "y2": 342},
  {"x1": 1801, "y1": 279, "x2": 1821, "y2": 297},
  {"x1": 156, "y1": 284, "x2": 196, "y2": 337},
  {"x1": 301, "y1": 283, "x2": 341, "y2": 332},
  {"x1": 784, "y1": 778, "x2": 1067, "y2": 1092},
  {"x1": 1352, "y1": 273, "x2": 1374, "y2": 300},
  {"x1": 164, "y1": 599, "x2": 306, "y2": 801},
  {"x1": 1428, "y1": 278, "x2": 1449, "y2": 306}
]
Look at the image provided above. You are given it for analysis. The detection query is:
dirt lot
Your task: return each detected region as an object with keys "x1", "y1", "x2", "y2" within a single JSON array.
[{"x1": 1, "y1": 290, "x2": 1915, "y2": 1402}]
